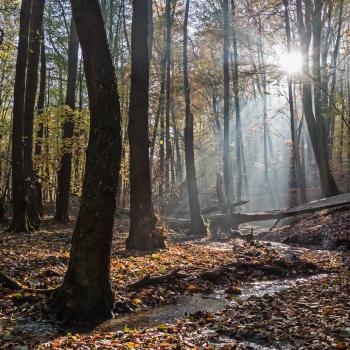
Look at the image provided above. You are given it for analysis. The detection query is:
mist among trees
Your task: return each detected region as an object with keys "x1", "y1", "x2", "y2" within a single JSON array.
[{"x1": 0, "y1": 0, "x2": 350, "y2": 348}]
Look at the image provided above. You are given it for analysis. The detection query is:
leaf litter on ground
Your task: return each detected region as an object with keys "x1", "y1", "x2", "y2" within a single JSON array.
[{"x1": 0, "y1": 211, "x2": 349, "y2": 349}]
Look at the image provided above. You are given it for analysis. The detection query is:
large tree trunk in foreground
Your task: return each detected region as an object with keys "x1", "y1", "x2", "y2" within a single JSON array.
[
  {"x1": 55, "y1": 19, "x2": 79, "y2": 223},
  {"x1": 183, "y1": 0, "x2": 207, "y2": 236},
  {"x1": 11, "y1": 0, "x2": 32, "y2": 232},
  {"x1": 51, "y1": 0, "x2": 121, "y2": 325},
  {"x1": 126, "y1": 0, "x2": 166, "y2": 251},
  {"x1": 23, "y1": 0, "x2": 45, "y2": 228}
]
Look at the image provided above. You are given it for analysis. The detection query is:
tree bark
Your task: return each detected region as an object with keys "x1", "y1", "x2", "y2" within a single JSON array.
[
  {"x1": 297, "y1": 0, "x2": 339, "y2": 197},
  {"x1": 328, "y1": 0, "x2": 344, "y2": 151},
  {"x1": 283, "y1": 0, "x2": 306, "y2": 203},
  {"x1": 257, "y1": 20, "x2": 276, "y2": 207},
  {"x1": 150, "y1": 53, "x2": 166, "y2": 170},
  {"x1": 11, "y1": 0, "x2": 32, "y2": 232},
  {"x1": 55, "y1": 19, "x2": 79, "y2": 222},
  {"x1": 164, "y1": 0, "x2": 173, "y2": 191},
  {"x1": 172, "y1": 102, "x2": 183, "y2": 183},
  {"x1": 223, "y1": 0, "x2": 231, "y2": 210},
  {"x1": 23, "y1": 0, "x2": 45, "y2": 228},
  {"x1": 51, "y1": 0, "x2": 121, "y2": 325},
  {"x1": 34, "y1": 39, "x2": 46, "y2": 216},
  {"x1": 183, "y1": 0, "x2": 207, "y2": 236},
  {"x1": 231, "y1": 0, "x2": 243, "y2": 202},
  {"x1": 126, "y1": 0, "x2": 166, "y2": 251}
]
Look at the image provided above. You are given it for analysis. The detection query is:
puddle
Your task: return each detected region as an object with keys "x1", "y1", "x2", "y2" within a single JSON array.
[{"x1": 100, "y1": 293, "x2": 229, "y2": 331}]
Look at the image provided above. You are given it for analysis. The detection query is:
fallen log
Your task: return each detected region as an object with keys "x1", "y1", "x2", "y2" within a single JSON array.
[
  {"x1": 0, "y1": 271, "x2": 57, "y2": 294},
  {"x1": 127, "y1": 269, "x2": 185, "y2": 289},
  {"x1": 168, "y1": 193, "x2": 350, "y2": 231}
]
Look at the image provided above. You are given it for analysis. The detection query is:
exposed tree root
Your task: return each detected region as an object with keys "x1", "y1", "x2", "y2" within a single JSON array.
[
  {"x1": 0, "y1": 271, "x2": 57, "y2": 294},
  {"x1": 127, "y1": 269, "x2": 186, "y2": 289}
]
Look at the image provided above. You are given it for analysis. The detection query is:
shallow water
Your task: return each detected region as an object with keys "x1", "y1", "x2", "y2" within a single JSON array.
[
  {"x1": 99, "y1": 293, "x2": 229, "y2": 331},
  {"x1": 9, "y1": 273, "x2": 330, "y2": 349},
  {"x1": 97, "y1": 273, "x2": 330, "y2": 349},
  {"x1": 99, "y1": 273, "x2": 330, "y2": 332}
]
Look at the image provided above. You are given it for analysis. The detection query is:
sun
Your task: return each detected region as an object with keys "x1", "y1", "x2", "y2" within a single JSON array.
[{"x1": 279, "y1": 51, "x2": 302, "y2": 74}]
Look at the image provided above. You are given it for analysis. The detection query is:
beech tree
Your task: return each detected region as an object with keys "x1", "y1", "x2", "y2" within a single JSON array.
[
  {"x1": 54, "y1": 19, "x2": 79, "y2": 223},
  {"x1": 126, "y1": 0, "x2": 166, "y2": 251},
  {"x1": 34, "y1": 39, "x2": 46, "y2": 215},
  {"x1": 296, "y1": 0, "x2": 340, "y2": 197},
  {"x1": 183, "y1": 0, "x2": 207, "y2": 236},
  {"x1": 11, "y1": 0, "x2": 32, "y2": 232},
  {"x1": 283, "y1": 0, "x2": 306, "y2": 203},
  {"x1": 51, "y1": 0, "x2": 122, "y2": 324},
  {"x1": 231, "y1": 0, "x2": 243, "y2": 202},
  {"x1": 23, "y1": 0, "x2": 45, "y2": 228},
  {"x1": 222, "y1": 0, "x2": 231, "y2": 210}
]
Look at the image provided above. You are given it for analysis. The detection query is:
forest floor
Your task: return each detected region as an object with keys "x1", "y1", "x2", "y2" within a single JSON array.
[{"x1": 0, "y1": 207, "x2": 350, "y2": 349}]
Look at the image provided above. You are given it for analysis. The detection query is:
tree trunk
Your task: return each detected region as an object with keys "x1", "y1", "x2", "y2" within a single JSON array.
[
  {"x1": 150, "y1": 53, "x2": 166, "y2": 171},
  {"x1": 183, "y1": 0, "x2": 207, "y2": 236},
  {"x1": 231, "y1": 0, "x2": 243, "y2": 202},
  {"x1": 297, "y1": 0, "x2": 339, "y2": 197},
  {"x1": 11, "y1": 0, "x2": 32, "y2": 232},
  {"x1": 172, "y1": 101, "x2": 183, "y2": 183},
  {"x1": 164, "y1": 0, "x2": 173, "y2": 191},
  {"x1": 34, "y1": 39, "x2": 46, "y2": 216},
  {"x1": 257, "y1": 20, "x2": 276, "y2": 207},
  {"x1": 223, "y1": 0, "x2": 231, "y2": 210},
  {"x1": 23, "y1": 0, "x2": 45, "y2": 228},
  {"x1": 283, "y1": 0, "x2": 306, "y2": 203},
  {"x1": 55, "y1": 19, "x2": 79, "y2": 222},
  {"x1": 51, "y1": 0, "x2": 122, "y2": 325},
  {"x1": 126, "y1": 0, "x2": 166, "y2": 251},
  {"x1": 328, "y1": 0, "x2": 344, "y2": 155}
]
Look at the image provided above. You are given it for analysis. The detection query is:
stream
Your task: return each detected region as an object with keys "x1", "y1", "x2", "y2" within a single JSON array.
[
  {"x1": 99, "y1": 273, "x2": 330, "y2": 333},
  {"x1": 7, "y1": 272, "x2": 330, "y2": 349}
]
